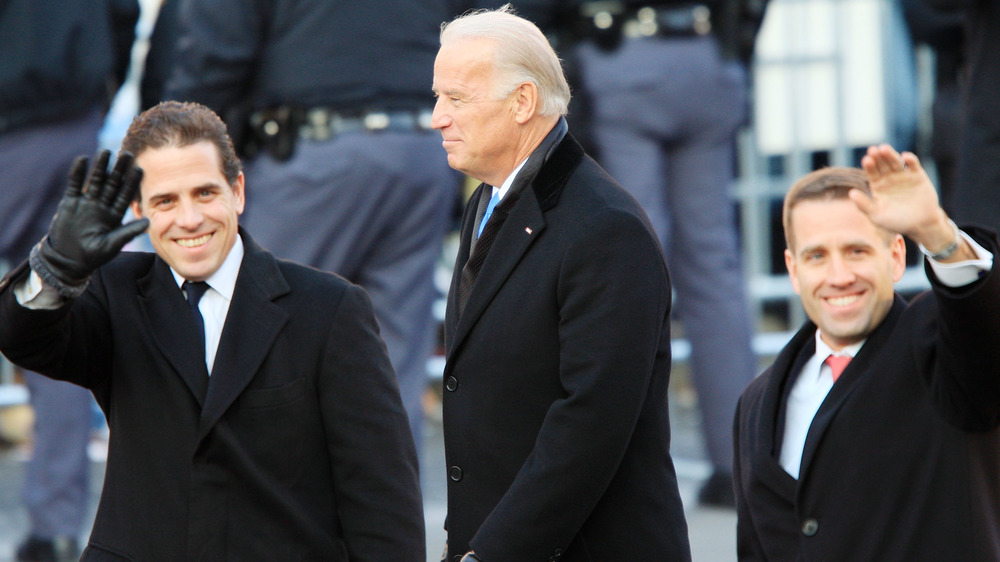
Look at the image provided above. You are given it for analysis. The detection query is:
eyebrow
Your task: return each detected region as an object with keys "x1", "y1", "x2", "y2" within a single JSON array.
[
  {"x1": 147, "y1": 182, "x2": 223, "y2": 201},
  {"x1": 798, "y1": 239, "x2": 874, "y2": 256}
]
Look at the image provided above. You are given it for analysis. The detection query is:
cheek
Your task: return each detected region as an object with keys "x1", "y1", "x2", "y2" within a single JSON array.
[
  {"x1": 144, "y1": 212, "x2": 171, "y2": 236},
  {"x1": 785, "y1": 257, "x2": 802, "y2": 295}
]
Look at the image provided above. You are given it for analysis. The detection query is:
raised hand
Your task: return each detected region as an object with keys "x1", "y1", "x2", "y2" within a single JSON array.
[
  {"x1": 29, "y1": 150, "x2": 150, "y2": 297},
  {"x1": 854, "y1": 143, "x2": 957, "y2": 254}
]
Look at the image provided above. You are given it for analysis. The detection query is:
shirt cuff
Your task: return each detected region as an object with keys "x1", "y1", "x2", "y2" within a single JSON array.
[
  {"x1": 925, "y1": 229, "x2": 994, "y2": 287},
  {"x1": 14, "y1": 270, "x2": 68, "y2": 310}
]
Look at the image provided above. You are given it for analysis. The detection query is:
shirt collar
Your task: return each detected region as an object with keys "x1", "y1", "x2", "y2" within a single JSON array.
[
  {"x1": 493, "y1": 158, "x2": 529, "y2": 199},
  {"x1": 170, "y1": 234, "x2": 244, "y2": 301},
  {"x1": 492, "y1": 117, "x2": 569, "y2": 200},
  {"x1": 813, "y1": 331, "x2": 863, "y2": 361}
]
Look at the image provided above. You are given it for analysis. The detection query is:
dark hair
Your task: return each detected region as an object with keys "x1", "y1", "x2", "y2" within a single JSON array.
[
  {"x1": 782, "y1": 167, "x2": 877, "y2": 250},
  {"x1": 122, "y1": 101, "x2": 241, "y2": 198}
]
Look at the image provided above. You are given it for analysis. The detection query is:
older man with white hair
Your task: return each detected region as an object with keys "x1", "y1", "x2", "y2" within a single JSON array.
[{"x1": 433, "y1": 5, "x2": 691, "y2": 561}]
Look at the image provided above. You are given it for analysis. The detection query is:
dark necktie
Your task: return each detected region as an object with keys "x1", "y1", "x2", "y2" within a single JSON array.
[
  {"x1": 183, "y1": 281, "x2": 210, "y2": 353},
  {"x1": 457, "y1": 188, "x2": 521, "y2": 317},
  {"x1": 825, "y1": 354, "x2": 851, "y2": 382}
]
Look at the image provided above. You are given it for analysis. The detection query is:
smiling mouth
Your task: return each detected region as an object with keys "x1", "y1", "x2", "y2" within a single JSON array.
[
  {"x1": 177, "y1": 234, "x2": 211, "y2": 248},
  {"x1": 826, "y1": 294, "x2": 862, "y2": 307}
]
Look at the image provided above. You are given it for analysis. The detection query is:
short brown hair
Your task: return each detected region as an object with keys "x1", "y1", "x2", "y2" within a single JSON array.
[
  {"x1": 782, "y1": 167, "x2": 877, "y2": 250},
  {"x1": 122, "y1": 101, "x2": 241, "y2": 197}
]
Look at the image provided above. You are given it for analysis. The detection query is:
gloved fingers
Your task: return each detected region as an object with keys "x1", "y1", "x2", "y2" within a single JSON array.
[
  {"x1": 82, "y1": 149, "x2": 112, "y2": 201},
  {"x1": 111, "y1": 161, "x2": 143, "y2": 217},
  {"x1": 64, "y1": 156, "x2": 89, "y2": 198},
  {"x1": 101, "y1": 152, "x2": 133, "y2": 206}
]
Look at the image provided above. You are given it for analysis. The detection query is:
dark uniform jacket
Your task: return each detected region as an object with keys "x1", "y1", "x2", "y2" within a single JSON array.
[{"x1": 0, "y1": 0, "x2": 137, "y2": 132}]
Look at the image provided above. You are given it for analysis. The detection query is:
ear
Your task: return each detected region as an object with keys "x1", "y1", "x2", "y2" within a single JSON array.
[
  {"x1": 890, "y1": 233, "x2": 906, "y2": 282},
  {"x1": 785, "y1": 248, "x2": 802, "y2": 295},
  {"x1": 512, "y1": 82, "x2": 539, "y2": 125},
  {"x1": 130, "y1": 200, "x2": 143, "y2": 220},
  {"x1": 232, "y1": 172, "x2": 247, "y2": 215}
]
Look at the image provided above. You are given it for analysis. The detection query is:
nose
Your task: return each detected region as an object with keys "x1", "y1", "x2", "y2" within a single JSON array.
[
  {"x1": 826, "y1": 254, "x2": 856, "y2": 286},
  {"x1": 175, "y1": 199, "x2": 204, "y2": 229},
  {"x1": 431, "y1": 98, "x2": 449, "y2": 130}
]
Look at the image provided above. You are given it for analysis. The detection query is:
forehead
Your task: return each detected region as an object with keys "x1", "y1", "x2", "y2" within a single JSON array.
[
  {"x1": 135, "y1": 141, "x2": 223, "y2": 177},
  {"x1": 433, "y1": 39, "x2": 495, "y2": 90},
  {"x1": 134, "y1": 142, "x2": 226, "y2": 196},
  {"x1": 789, "y1": 198, "x2": 885, "y2": 250}
]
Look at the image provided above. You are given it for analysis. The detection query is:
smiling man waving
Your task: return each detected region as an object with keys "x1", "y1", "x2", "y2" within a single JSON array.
[
  {"x1": 0, "y1": 101, "x2": 424, "y2": 561},
  {"x1": 734, "y1": 144, "x2": 1000, "y2": 561}
]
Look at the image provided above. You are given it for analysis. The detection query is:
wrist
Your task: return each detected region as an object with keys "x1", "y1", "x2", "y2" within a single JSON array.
[
  {"x1": 918, "y1": 219, "x2": 962, "y2": 261},
  {"x1": 29, "y1": 238, "x2": 90, "y2": 298}
]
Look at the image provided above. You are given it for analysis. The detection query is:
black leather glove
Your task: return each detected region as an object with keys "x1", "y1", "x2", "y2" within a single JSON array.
[{"x1": 29, "y1": 150, "x2": 149, "y2": 297}]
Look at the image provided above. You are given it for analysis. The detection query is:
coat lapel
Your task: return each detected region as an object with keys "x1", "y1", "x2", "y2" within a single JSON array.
[
  {"x1": 798, "y1": 296, "x2": 906, "y2": 478},
  {"x1": 754, "y1": 327, "x2": 815, "y2": 497},
  {"x1": 448, "y1": 190, "x2": 545, "y2": 356},
  {"x1": 138, "y1": 259, "x2": 210, "y2": 406},
  {"x1": 198, "y1": 233, "x2": 290, "y2": 439},
  {"x1": 445, "y1": 133, "x2": 583, "y2": 360}
]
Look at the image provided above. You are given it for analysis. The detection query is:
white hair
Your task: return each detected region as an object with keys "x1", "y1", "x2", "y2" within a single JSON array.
[{"x1": 440, "y1": 4, "x2": 571, "y2": 117}]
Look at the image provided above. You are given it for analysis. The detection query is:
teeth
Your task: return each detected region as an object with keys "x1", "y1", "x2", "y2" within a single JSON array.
[
  {"x1": 177, "y1": 234, "x2": 210, "y2": 248},
  {"x1": 827, "y1": 295, "x2": 860, "y2": 307}
]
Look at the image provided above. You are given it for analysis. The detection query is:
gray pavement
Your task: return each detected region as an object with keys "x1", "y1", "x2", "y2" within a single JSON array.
[{"x1": 0, "y1": 379, "x2": 737, "y2": 562}]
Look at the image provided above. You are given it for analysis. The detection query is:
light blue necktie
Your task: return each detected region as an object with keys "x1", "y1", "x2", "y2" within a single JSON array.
[{"x1": 477, "y1": 191, "x2": 501, "y2": 238}]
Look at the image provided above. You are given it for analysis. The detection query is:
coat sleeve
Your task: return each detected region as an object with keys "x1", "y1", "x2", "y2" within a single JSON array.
[
  {"x1": 470, "y1": 207, "x2": 673, "y2": 558},
  {"x1": 733, "y1": 391, "x2": 768, "y2": 561},
  {"x1": 921, "y1": 226, "x2": 1000, "y2": 431},
  {"x1": 0, "y1": 262, "x2": 114, "y2": 390},
  {"x1": 318, "y1": 283, "x2": 425, "y2": 561}
]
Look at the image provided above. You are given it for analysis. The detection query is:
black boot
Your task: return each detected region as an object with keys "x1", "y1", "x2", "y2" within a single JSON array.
[{"x1": 15, "y1": 535, "x2": 80, "y2": 562}]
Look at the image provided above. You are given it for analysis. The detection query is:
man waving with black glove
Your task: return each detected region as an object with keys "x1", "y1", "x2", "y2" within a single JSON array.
[
  {"x1": 24, "y1": 150, "x2": 148, "y2": 299},
  {"x1": 0, "y1": 101, "x2": 425, "y2": 561}
]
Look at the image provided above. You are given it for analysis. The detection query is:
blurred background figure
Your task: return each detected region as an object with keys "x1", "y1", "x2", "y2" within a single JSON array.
[
  {"x1": 519, "y1": 0, "x2": 768, "y2": 508},
  {"x1": 0, "y1": 1, "x2": 139, "y2": 560},
  {"x1": 164, "y1": 0, "x2": 476, "y2": 456},
  {"x1": 139, "y1": 0, "x2": 181, "y2": 113},
  {"x1": 917, "y1": 0, "x2": 999, "y2": 235},
  {"x1": 902, "y1": 0, "x2": 965, "y2": 206}
]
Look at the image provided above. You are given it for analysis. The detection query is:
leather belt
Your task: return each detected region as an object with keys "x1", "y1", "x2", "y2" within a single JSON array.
[
  {"x1": 246, "y1": 106, "x2": 435, "y2": 161},
  {"x1": 298, "y1": 108, "x2": 434, "y2": 141}
]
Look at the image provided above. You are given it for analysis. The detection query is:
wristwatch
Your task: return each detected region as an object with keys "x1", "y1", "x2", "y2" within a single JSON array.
[{"x1": 920, "y1": 219, "x2": 962, "y2": 261}]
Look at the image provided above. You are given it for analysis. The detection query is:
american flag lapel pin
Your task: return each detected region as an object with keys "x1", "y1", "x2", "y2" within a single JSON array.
[{"x1": 525, "y1": 226, "x2": 533, "y2": 235}]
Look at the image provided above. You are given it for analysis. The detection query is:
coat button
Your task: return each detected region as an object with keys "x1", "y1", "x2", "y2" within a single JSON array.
[
  {"x1": 449, "y1": 466, "x2": 463, "y2": 482},
  {"x1": 445, "y1": 376, "x2": 459, "y2": 392},
  {"x1": 801, "y1": 518, "x2": 819, "y2": 536}
]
